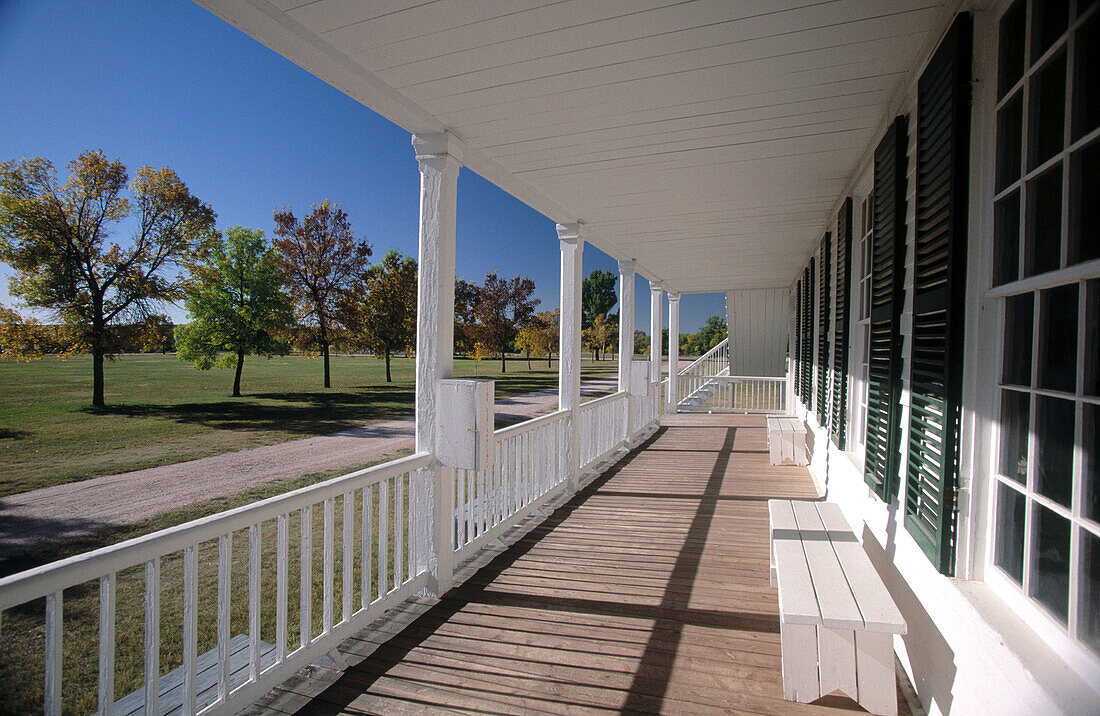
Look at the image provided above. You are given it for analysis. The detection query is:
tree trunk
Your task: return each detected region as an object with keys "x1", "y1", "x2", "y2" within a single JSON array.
[
  {"x1": 384, "y1": 347, "x2": 392, "y2": 383},
  {"x1": 233, "y1": 348, "x2": 245, "y2": 397},
  {"x1": 526, "y1": 349, "x2": 531, "y2": 370},
  {"x1": 319, "y1": 317, "x2": 331, "y2": 388},
  {"x1": 547, "y1": 352, "x2": 552, "y2": 368},
  {"x1": 92, "y1": 349, "x2": 105, "y2": 408},
  {"x1": 500, "y1": 342, "x2": 507, "y2": 373}
]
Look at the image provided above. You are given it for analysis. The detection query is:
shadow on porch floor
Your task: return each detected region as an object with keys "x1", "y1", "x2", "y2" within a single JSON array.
[{"x1": 245, "y1": 414, "x2": 917, "y2": 715}]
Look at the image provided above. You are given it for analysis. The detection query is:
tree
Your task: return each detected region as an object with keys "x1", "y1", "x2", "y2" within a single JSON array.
[
  {"x1": 453, "y1": 277, "x2": 480, "y2": 355},
  {"x1": 139, "y1": 314, "x2": 175, "y2": 354},
  {"x1": 583, "y1": 313, "x2": 615, "y2": 361},
  {"x1": 0, "y1": 304, "x2": 51, "y2": 361},
  {"x1": 468, "y1": 272, "x2": 539, "y2": 373},
  {"x1": 339, "y1": 249, "x2": 417, "y2": 383},
  {"x1": 581, "y1": 269, "x2": 617, "y2": 359},
  {"x1": 175, "y1": 226, "x2": 293, "y2": 397},
  {"x1": 536, "y1": 309, "x2": 559, "y2": 367},
  {"x1": 634, "y1": 329, "x2": 650, "y2": 357},
  {"x1": 0, "y1": 150, "x2": 216, "y2": 407},
  {"x1": 272, "y1": 200, "x2": 371, "y2": 388},
  {"x1": 472, "y1": 340, "x2": 490, "y2": 375}
]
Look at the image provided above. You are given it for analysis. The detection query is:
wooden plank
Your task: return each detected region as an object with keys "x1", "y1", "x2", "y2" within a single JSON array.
[
  {"x1": 791, "y1": 500, "x2": 863, "y2": 630},
  {"x1": 817, "y1": 502, "x2": 907, "y2": 633},
  {"x1": 780, "y1": 622, "x2": 820, "y2": 703},
  {"x1": 770, "y1": 510, "x2": 820, "y2": 626},
  {"x1": 856, "y1": 629, "x2": 898, "y2": 716}
]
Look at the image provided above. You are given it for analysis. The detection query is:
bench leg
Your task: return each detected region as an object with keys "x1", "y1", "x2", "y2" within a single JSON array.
[
  {"x1": 855, "y1": 631, "x2": 897, "y2": 716},
  {"x1": 818, "y1": 626, "x2": 857, "y2": 701},
  {"x1": 781, "y1": 622, "x2": 820, "y2": 703}
]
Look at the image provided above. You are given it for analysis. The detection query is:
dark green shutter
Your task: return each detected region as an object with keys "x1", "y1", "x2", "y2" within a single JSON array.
[
  {"x1": 801, "y1": 260, "x2": 815, "y2": 402},
  {"x1": 864, "y1": 115, "x2": 909, "y2": 501},
  {"x1": 817, "y1": 233, "x2": 831, "y2": 426},
  {"x1": 832, "y1": 198, "x2": 853, "y2": 449},
  {"x1": 795, "y1": 279, "x2": 803, "y2": 399},
  {"x1": 905, "y1": 13, "x2": 972, "y2": 576}
]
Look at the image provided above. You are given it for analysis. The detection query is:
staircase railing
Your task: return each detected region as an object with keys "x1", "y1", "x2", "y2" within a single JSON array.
[{"x1": 677, "y1": 336, "x2": 728, "y2": 377}]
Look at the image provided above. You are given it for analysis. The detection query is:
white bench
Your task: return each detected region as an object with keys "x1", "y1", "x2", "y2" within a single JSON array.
[
  {"x1": 768, "y1": 499, "x2": 907, "y2": 716},
  {"x1": 767, "y1": 416, "x2": 807, "y2": 466}
]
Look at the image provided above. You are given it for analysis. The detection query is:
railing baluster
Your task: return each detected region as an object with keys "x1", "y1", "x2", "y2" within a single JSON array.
[
  {"x1": 379, "y1": 479, "x2": 389, "y2": 596},
  {"x1": 395, "y1": 472, "x2": 404, "y2": 587},
  {"x1": 183, "y1": 546, "x2": 197, "y2": 716},
  {"x1": 145, "y1": 557, "x2": 160, "y2": 716},
  {"x1": 276, "y1": 514, "x2": 287, "y2": 663},
  {"x1": 217, "y1": 534, "x2": 231, "y2": 702},
  {"x1": 300, "y1": 506, "x2": 312, "y2": 648},
  {"x1": 323, "y1": 498, "x2": 334, "y2": 634},
  {"x1": 343, "y1": 491, "x2": 353, "y2": 623},
  {"x1": 98, "y1": 573, "x2": 116, "y2": 715},
  {"x1": 249, "y1": 523, "x2": 261, "y2": 682},
  {"x1": 362, "y1": 486, "x2": 372, "y2": 606},
  {"x1": 45, "y1": 591, "x2": 62, "y2": 716}
]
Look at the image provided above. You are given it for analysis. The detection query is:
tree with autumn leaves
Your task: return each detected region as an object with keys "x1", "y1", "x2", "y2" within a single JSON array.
[
  {"x1": 0, "y1": 150, "x2": 216, "y2": 407},
  {"x1": 272, "y1": 200, "x2": 372, "y2": 388},
  {"x1": 464, "y1": 272, "x2": 539, "y2": 373},
  {"x1": 339, "y1": 249, "x2": 417, "y2": 383}
]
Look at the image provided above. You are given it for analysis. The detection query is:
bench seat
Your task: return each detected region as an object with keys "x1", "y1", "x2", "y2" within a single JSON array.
[
  {"x1": 768, "y1": 499, "x2": 906, "y2": 716},
  {"x1": 767, "y1": 416, "x2": 807, "y2": 466}
]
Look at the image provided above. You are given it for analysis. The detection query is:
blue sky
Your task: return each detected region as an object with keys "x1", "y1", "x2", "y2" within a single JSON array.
[{"x1": 0, "y1": 0, "x2": 725, "y2": 333}]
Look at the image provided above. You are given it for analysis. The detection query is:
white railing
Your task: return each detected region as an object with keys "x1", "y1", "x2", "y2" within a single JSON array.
[
  {"x1": 677, "y1": 375, "x2": 787, "y2": 413},
  {"x1": 677, "y1": 336, "x2": 729, "y2": 377},
  {"x1": 0, "y1": 452, "x2": 433, "y2": 716},
  {"x1": 0, "y1": 385, "x2": 664, "y2": 715},
  {"x1": 452, "y1": 409, "x2": 569, "y2": 561},
  {"x1": 577, "y1": 391, "x2": 630, "y2": 469}
]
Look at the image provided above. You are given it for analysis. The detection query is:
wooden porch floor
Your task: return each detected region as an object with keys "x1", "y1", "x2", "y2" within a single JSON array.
[{"x1": 250, "y1": 414, "x2": 916, "y2": 715}]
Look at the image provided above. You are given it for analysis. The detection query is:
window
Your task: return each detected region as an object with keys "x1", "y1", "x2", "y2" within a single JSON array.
[
  {"x1": 851, "y1": 195, "x2": 874, "y2": 451},
  {"x1": 992, "y1": 0, "x2": 1100, "y2": 653},
  {"x1": 832, "y1": 198, "x2": 853, "y2": 450}
]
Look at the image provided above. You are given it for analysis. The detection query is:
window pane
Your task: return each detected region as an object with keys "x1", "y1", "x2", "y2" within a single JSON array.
[
  {"x1": 1025, "y1": 165, "x2": 1063, "y2": 277},
  {"x1": 995, "y1": 191, "x2": 1021, "y2": 285},
  {"x1": 1085, "y1": 403, "x2": 1099, "y2": 523},
  {"x1": 1028, "y1": 52, "x2": 1067, "y2": 171},
  {"x1": 1087, "y1": 280, "x2": 1100, "y2": 397},
  {"x1": 1081, "y1": 529, "x2": 1100, "y2": 652},
  {"x1": 1069, "y1": 139, "x2": 1100, "y2": 265},
  {"x1": 999, "y1": 388, "x2": 1030, "y2": 483},
  {"x1": 1074, "y1": 12, "x2": 1099, "y2": 141},
  {"x1": 997, "y1": 93, "x2": 1024, "y2": 193},
  {"x1": 1036, "y1": 395, "x2": 1075, "y2": 507},
  {"x1": 1030, "y1": 503, "x2": 1071, "y2": 624},
  {"x1": 1038, "y1": 283, "x2": 1078, "y2": 392},
  {"x1": 999, "y1": 0, "x2": 1027, "y2": 98},
  {"x1": 995, "y1": 482, "x2": 1026, "y2": 584},
  {"x1": 1031, "y1": 0, "x2": 1069, "y2": 61},
  {"x1": 1002, "y1": 293, "x2": 1033, "y2": 386}
]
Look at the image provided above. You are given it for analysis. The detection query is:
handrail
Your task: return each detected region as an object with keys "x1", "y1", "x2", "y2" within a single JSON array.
[
  {"x1": 494, "y1": 408, "x2": 569, "y2": 440},
  {"x1": 677, "y1": 336, "x2": 728, "y2": 376},
  {"x1": 0, "y1": 452, "x2": 433, "y2": 610},
  {"x1": 579, "y1": 390, "x2": 627, "y2": 411}
]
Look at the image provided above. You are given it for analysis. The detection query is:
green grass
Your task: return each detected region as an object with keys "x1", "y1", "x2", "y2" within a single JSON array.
[
  {"x1": 0, "y1": 453, "x2": 419, "y2": 715},
  {"x1": 0, "y1": 353, "x2": 616, "y2": 497}
]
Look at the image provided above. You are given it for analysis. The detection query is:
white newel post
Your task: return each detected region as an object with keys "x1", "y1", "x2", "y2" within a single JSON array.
[
  {"x1": 413, "y1": 132, "x2": 461, "y2": 595},
  {"x1": 668, "y1": 291, "x2": 681, "y2": 413},
  {"x1": 557, "y1": 224, "x2": 583, "y2": 492},
  {"x1": 617, "y1": 259, "x2": 635, "y2": 437},
  {"x1": 650, "y1": 281, "x2": 663, "y2": 409}
]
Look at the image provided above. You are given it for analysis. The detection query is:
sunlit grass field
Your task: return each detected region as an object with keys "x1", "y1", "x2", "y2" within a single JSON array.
[{"x1": 0, "y1": 353, "x2": 617, "y2": 497}]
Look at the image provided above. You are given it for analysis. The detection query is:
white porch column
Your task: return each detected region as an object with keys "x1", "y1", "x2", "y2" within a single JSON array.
[
  {"x1": 413, "y1": 132, "x2": 461, "y2": 595},
  {"x1": 650, "y1": 281, "x2": 662, "y2": 385},
  {"x1": 667, "y1": 291, "x2": 681, "y2": 413},
  {"x1": 617, "y1": 259, "x2": 636, "y2": 391},
  {"x1": 557, "y1": 223, "x2": 583, "y2": 491}
]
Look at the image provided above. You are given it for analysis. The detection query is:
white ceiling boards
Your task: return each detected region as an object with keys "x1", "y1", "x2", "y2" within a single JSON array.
[{"x1": 199, "y1": 0, "x2": 954, "y2": 293}]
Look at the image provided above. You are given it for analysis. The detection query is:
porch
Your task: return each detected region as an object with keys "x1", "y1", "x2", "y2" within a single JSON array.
[{"x1": 246, "y1": 414, "x2": 915, "y2": 715}]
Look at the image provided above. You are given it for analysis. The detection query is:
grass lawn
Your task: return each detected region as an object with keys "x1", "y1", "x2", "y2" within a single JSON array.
[{"x1": 0, "y1": 353, "x2": 617, "y2": 497}]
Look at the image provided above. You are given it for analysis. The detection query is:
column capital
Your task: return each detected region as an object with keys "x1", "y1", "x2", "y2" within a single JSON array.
[
  {"x1": 555, "y1": 222, "x2": 583, "y2": 244},
  {"x1": 667, "y1": 291, "x2": 681, "y2": 303},
  {"x1": 650, "y1": 281, "x2": 663, "y2": 295},
  {"x1": 617, "y1": 258, "x2": 636, "y2": 275},
  {"x1": 413, "y1": 132, "x2": 464, "y2": 165}
]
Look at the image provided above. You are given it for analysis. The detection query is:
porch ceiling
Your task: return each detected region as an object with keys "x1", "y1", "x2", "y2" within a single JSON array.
[{"x1": 198, "y1": 0, "x2": 956, "y2": 293}]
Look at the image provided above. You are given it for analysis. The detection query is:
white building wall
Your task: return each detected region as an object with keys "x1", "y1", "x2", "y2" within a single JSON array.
[
  {"x1": 788, "y1": 5, "x2": 1100, "y2": 713},
  {"x1": 725, "y1": 288, "x2": 788, "y2": 377}
]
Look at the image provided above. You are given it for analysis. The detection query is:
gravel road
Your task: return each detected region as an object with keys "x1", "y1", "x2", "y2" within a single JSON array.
[{"x1": 0, "y1": 378, "x2": 618, "y2": 556}]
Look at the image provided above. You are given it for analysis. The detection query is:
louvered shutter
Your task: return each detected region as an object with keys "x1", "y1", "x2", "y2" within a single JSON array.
[
  {"x1": 795, "y1": 279, "x2": 803, "y2": 399},
  {"x1": 905, "y1": 14, "x2": 971, "y2": 576},
  {"x1": 801, "y1": 261, "x2": 815, "y2": 402},
  {"x1": 832, "y1": 198, "x2": 853, "y2": 449},
  {"x1": 864, "y1": 115, "x2": 909, "y2": 501},
  {"x1": 817, "y1": 233, "x2": 831, "y2": 426}
]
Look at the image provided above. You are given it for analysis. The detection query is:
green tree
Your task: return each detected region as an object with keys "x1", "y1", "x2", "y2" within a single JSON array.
[
  {"x1": 634, "y1": 329, "x2": 650, "y2": 357},
  {"x1": 175, "y1": 226, "x2": 293, "y2": 396},
  {"x1": 272, "y1": 200, "x2": 372, "y2": 388},
  {"x1": 468, "y1": 272, "x2": 539, "y2": 373},
  {"x1": 0, "y1": 304, "x2": 50, "y2": 361},
  {"x1": 0, "y1": 150, "x2": 216, "y2": 407},
  {"x1": 339, "y1": 249, "x2": 417, "y2": 383},
  {"x1": 582, "y1": 269, "x2": 617, "y2": 332}
]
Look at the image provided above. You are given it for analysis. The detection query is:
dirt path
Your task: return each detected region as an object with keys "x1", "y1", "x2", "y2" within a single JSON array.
[{"x1": 0, "y1": 378, "x2": 618, "y2": 556}]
